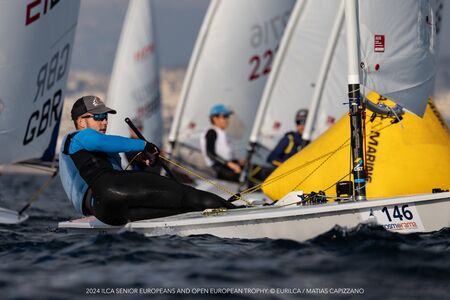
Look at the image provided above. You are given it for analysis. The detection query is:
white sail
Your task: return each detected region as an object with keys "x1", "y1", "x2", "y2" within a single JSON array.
[
  {"x1": 0, "y1": 0, "x2": 80, "y2": 164},
  {"x1": 358, "y1": 0, "x2": 439, "y2": 116},
  {"x1": 107, "y1": 0, "x2": 162, "y2": 147},
  {"x1": 303, "y1": 7, "x2": 348, "y2": 141},
  {"x1": 169, "y1": 0, "x2": 295, "y2": 159},
  {"x1": 250, "y1": 0, "x2": 346, "y2": 157},
  {"x1": 59, "y1": 0, "x2": 450, "y2": 241}
]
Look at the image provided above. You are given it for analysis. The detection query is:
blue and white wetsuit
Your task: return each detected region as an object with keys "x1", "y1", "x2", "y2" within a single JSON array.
[{"x1": 59, "y1": 128, "x2": 234, "y2": 225}]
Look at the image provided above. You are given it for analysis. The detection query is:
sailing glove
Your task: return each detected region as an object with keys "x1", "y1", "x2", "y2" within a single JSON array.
[{"x1": 143, "y1": 142, "x2": 160, "y2": 166}]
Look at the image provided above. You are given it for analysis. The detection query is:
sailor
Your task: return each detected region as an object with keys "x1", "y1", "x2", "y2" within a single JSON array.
[
  {"x1": 59, "y1": 96, "x2": 235, "y2": 226},
  {"x1": 200, "y1": 104, "x2": 244, "y2": 182},
  {"x1": 267, "y1": 109, "x2": 309, "y2": 167}
]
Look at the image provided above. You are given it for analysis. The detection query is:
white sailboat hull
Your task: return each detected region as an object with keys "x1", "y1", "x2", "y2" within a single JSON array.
[
  {"x1": 0, "y1": 207, "x2": 28, "y2": 225},
  {"x1": 58, "y1": 192, "x2": 450, "y2": 242}
]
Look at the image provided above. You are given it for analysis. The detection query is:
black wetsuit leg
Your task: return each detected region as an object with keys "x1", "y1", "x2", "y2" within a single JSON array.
[
  {"x1": 212, "y1": 163, "x2": 240, "y2": 182},
  {"x1": 91, "y1": 171, "x2": 235, "y2": 226}
]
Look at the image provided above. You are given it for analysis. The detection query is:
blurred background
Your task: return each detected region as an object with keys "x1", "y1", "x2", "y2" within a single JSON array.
[{"x1": 62, "y1": 0, "x2": 450, "y2": 144}]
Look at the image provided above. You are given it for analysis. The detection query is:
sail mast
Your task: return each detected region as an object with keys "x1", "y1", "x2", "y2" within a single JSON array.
[{"x1": 345, "y1": 0, "x2": 366, "y2": 200}]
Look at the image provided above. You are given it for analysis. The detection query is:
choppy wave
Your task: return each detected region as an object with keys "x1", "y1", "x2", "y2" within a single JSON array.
[{"x1": 0, "y1": 173, "x2": 449, "y2": 299}]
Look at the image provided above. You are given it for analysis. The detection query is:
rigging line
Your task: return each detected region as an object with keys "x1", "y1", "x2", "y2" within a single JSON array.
[
  {"x1": 322, "y1": 171, "x2": 353, "y2": 193},
  {"x1": 159, "y1": 155, "x2": 253, "y2": 206},
  {"x1": 240, "y1": 148, "x2": 347, "y2": 197},
  {"x1": 241, "y1": 140, "x2": 353, "y2": 196},
  {"x1": 291, "y1": 138, "x2": 350, "y2": 192},
  {"x1": 124, "y1": 152, "x2": 142, "y2": 170},
  {"x1": 18, "y1": 169, "x2": 59, "y2": 216},
  {"x1": 260, "y1": 116, "x2": 396, "y2": 195}
]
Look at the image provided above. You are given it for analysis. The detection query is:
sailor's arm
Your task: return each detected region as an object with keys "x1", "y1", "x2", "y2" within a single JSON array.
[
  {"x1": 70, "y1": 128, "x2": 146, "y2": 154},
  {"x1": 267, "y1": 135, "x2": 290, "y2": 166},
  {"x1": 205, "y1": 129, "x2": 228, "y2": 166}
]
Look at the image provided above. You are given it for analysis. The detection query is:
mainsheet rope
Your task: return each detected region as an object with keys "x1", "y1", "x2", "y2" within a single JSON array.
[{"x1": 126, "y1": 119, "x2": 396, "y2": 204}]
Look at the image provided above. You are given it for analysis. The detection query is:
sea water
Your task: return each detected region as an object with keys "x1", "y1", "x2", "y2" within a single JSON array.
[{"x1": 0, "y1": 170, "x2": 449, "y2": 300}]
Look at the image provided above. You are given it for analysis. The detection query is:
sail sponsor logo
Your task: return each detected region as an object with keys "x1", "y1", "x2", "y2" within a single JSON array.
[
  {"x1": 374, "y1": 34, "x2": 385, "y2": 52},
  {"x1": 25, "y1": 0, "x2": 60, "y2": 26},
  {"x1": 361, "y1": 204, "x2": 425, "y2": 232},
  {"x1": 134, "y1": 44, "x2": 155, "y2": 61},
  {"x1": 136, "y1": 94, "x2": 161, "y2": 120},
  {"x1": 353, "y1": 157, "x2": 364, "y2": 172},
  {"x1": 366, "y1": 130, "x2": 380, "y2": 183},
  {"x1": 326, "y1": 116, "x2": 335, "y2": 126},
  {"x1": 383, "y1": 221, "x2": 418, "y2": 231},
  {"x1": 24, "y1": 43, "x2": 70, "y2": 145}
]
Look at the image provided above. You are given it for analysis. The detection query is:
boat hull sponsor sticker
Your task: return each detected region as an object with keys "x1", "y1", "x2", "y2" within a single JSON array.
[{"x1": 360, "y1": 204, "x2": 424, "y2": 232}]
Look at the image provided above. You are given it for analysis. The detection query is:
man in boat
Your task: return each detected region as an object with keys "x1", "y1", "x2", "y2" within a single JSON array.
[
  {"x1": 59, "y1": 96, "x2": 235, "y2": 226},
  {"x1": 200, "y1": 104, "x2": 270, "y2": 185},
  {"x1": 267, "y1": 109, "x2": 309, "y2": 167},
  {"x1": 200, "y1": 104, "x2": 243, "y2": 182}
]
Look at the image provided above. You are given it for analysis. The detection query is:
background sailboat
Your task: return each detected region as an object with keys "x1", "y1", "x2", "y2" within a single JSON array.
[
  {"x1": 0, "y1": 0, "x2": 80, "y2": 224},
  {"x1": 107, "y1": 0, "x2": 162, "y2": 149},
  {"x1": 59, "y1": 0, "x2": 449, "y2": 242},
  {"x1": 264, "y1": 0, "x2": 449, "y2": 200},
  {"x1": 168, "y1": 0, "x2": 295, "y2": 170},
  {"x1": 244, "y1": 0, "x2": 347, "y2": 172}
]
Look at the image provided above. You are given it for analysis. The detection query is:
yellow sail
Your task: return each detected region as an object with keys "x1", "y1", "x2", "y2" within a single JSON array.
[{"x1": 262, "y1": 93, "x2": 450, "y2": 200}]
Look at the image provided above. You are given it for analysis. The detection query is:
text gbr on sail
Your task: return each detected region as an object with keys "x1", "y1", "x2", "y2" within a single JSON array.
[{"x1": 23, "y1": 43, "x2": 70, "y2": 145}]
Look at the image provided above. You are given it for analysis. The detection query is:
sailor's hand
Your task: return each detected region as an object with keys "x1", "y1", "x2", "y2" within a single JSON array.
[
  {"x1": 143, "y1": 142, "x2": 160, "y2": 166},
  {"x1": 144, "y1": 142, "x2": 160, "y2": 157},
  {"x1": 227, "y1": 161, "x2": 241, "y2": 174}
]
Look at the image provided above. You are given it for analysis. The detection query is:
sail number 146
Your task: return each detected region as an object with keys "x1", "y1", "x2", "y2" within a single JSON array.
[{"x1": 381, "y1": 205, "x2": 413, "y2": 222}]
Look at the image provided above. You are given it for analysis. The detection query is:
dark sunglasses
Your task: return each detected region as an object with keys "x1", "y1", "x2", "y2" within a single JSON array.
[
  {"x1": 217, "y1": 114, "x2": 230, "y2": 119},
  {"x1": 82, "y1": 113, "x2": 108, "y2": 121}
]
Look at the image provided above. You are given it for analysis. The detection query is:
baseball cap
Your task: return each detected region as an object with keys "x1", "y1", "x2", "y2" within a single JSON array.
[
  {"x1": 71, "y1": 95, "x2": 117, "y2": 120},
  {"x1": 209, "y1": 104, "x2": 233, "y2": 117},
  {"x1": 295, "y1": 109, "x2": 308, "y2": 125}
]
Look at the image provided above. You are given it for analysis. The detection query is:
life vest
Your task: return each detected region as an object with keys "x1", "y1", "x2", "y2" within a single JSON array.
[
  {"x1": 200, "y1": 127, "x2": 234, "y2": 167},
  {"x1": 62, "y1": 132, "x2": 115, "y2": 187}
]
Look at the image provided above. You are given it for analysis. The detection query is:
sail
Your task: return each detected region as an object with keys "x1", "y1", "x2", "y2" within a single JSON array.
[
  {"x1": 0, "y1": 0, "x2": 80, "y2": 164},
  {"x1": 250, "y1": 0, "x2": 347, "y2": 160},
  {"x1": 358, "y1": 0, "x2": 440, "y2": 116},
  {"x1": 106, "y1": 0, "x2": 162, "y2": 147},
  {"x1": 263, "y1": 93, "x2": 450, "y2": 200},
  {"x1": 169, "y1": 0, "x2": 295, "y2": 161}
]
